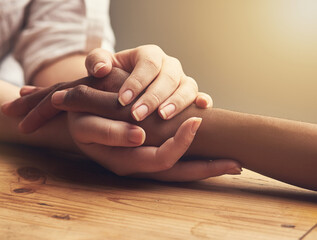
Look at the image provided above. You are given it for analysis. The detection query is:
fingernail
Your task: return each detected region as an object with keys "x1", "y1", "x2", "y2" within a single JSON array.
[
  {"x1": 118, "y1": 89, "x2": 133, "y2": 106},
  {"x1": 207, "y1": 97, "x2": 213, "y2": 108},
  {"x1": 132, "y1": 104, "x2": 149, "y2": 121},
  {"x1": 93, "y1": 62, "x2": 106, "y2": 74},
  {"x1": 191, "y1": 117, "x2": 202, "y2": 134},
  {"x1": 128, "y1": 127, "x2": 145, "y2": 144},
  {"x1": 20, "y1": 86, "x2": 36, "y2": 96},
  {"x1": 225, "y1": 167, "x2": 242, "y2": 175},
  {"x1": 202, "y1": 96, "x2": 213, "y2": 108},
  {"x1": 159, "y1": 103, "x2": 176, "y2": 120},
  {"x1": 51, "y1": 90, "x2": 66, "y2": 105}
]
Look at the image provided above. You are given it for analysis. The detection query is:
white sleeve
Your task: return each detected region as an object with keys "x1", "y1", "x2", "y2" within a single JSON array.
[{"x1": 14, "y1": 0, "x2": 115, "y2": 84}]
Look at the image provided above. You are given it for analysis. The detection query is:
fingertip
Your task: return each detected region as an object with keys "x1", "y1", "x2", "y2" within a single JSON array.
[
  {"x1": 174, "y1": 117, "x2": 202, "y2": 143},
  {"x1": 196, "y1": 94, "x2": 213, "y2": 109},
  {"x1": 207, "y1": 159, "x2": 242, "y2": 176},
  {"x1": 225, "y1": 167, "x2": 243, "y2": 175},
  {"x1": 159, "y1": 103, "x2": 176, "y2": 120},
  {"x1": 51, "y1": 90, "x2": 66, "y2": 105},
  {"x1": 93, "y1": 62, "x2": 112, "y2": 78},
  {"x1": 1, "y1": 101, "x2": 11, "y2": 114},
  {"x1": 20, "y1": 86, "x2": 37, "y2": 96},
  {"x1": 131, "y1": 104, "x2": 148, "y2": 121},
  {"x1": 190, "y1": 117, "x2": 202, "y2": 134},
  {"x1": 118, "y1": 89, "x2": 133, "y2": 106},
  {"x1": 128, "y1": 126, "x2": 146, "y2": 145}
]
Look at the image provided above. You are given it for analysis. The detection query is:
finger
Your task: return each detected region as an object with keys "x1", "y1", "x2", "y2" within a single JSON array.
[
  {"x1": 68, "y1": 112, "x2": 145, "y2": 147},
  {"x1": 117, "y1": 45, "x2": 164, "y2": 106},
  {"x1": 131, "y1": 159, "x2": 242, "y2": 182},
  {"x1": 158, "y1": 76, "x2": 198, "y2": 120},
  {"x1": 79, "y1": 117, "x2": 201, "y2": 176},
  {"x1": 195, "y1": 92, "x2": 213, "y2": 109},
  {"x1": 20, "y1": 86, "x2": 43, "y2": 97},
  {"x1": 85, "y1": 48, "x2": 113, "y2": 78},
  {"x1": 18, "y1": 100, "x2": 61, "y2": 133},
  {"x1": 51, "y1": 86, "x2": 129, "y2": 121},
  {"x1": 1, "y1": 85, "x2": 57, "y2": 117},
  {"x1": 130, "y1": 57, "x2": 182, "y2": 121},
  {"x1": 1, "y1": 79, "x2": 86, "y2": 118},
  {"x1": 90, "y1": 67, "x2": 130, "y2": 93},
  {"x1": 13, "y1": 78, "x2": 93, "y2": 133}
]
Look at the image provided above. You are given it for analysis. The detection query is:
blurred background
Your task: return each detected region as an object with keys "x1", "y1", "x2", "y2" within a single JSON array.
[{"x1": 110, "y1": 0, "x2": 317, "y2": 123}]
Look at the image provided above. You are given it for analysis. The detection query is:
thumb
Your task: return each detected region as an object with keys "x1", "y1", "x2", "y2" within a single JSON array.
[{"x1": 85, "y1": 48, "x2": 113, "y2": 78}]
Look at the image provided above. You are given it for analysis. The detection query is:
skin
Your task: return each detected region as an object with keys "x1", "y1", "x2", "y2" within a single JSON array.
[
  {"x1": 0, "y1": 79, "x2": 240, "y2": 181},
  {"x1": 0, "y1": 81, "x2": 75, "y2": 151},
  {"x1": 18, "y1": 46, "x2": 212, "y2": 146},
  {"x1": 31, "y1": 46, "x2": 213, "y2": 121},
  {"x1": 3, "y1": 69, "x2": 317, "y2": 190},
  {"x1": 42, "y1": 72, "x2": 317, "y2": 191}
]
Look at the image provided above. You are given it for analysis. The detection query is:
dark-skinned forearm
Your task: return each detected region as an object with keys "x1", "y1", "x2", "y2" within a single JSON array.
[{"x1": 125, "y1": 105, "x2": 317, "y2": 191}]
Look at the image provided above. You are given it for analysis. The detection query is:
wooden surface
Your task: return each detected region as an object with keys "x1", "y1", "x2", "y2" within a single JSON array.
[{"x1": 0, "y1": 143, "x2": 316, "y2": 240}]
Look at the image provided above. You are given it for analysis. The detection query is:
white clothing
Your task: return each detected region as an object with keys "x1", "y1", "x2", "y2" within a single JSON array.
[{"x1": 0, "y1": 0, "x2": 114, "y2": 86}]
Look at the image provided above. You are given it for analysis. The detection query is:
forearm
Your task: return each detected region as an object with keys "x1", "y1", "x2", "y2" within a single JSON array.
[
  {"x1": 0, "y1": 81, "x2": 77, "y2": 151},
  {"x1": 31, "y1": 54, "x2": 87, "y2": 87},
  {"x1": 191, "y1": 108, "x2": 317, "y2": 190},
  {"x1": 137, "y1": 106, "x2": 317, "y2": 190}
]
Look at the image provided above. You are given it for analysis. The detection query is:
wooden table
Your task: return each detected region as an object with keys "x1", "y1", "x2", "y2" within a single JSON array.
[{"x1": 0, "y1": 143, "x2": 316, "y2": 240}]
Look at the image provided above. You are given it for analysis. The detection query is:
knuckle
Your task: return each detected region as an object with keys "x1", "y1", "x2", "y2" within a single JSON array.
[
  {"x1": 140, "y1": 44, "x2": 163, "y2": 54},
  {"x1": 148, "y1": 91, "x2": 162, "y2": 107},
  {"x1": 174, "y1": 91, "x2": 188, "y2": 107},
  {"x1": 129, "y1": 73, "x2": 146, "y2": 92},
  {"x1": 63, "y1": 85, "x2": 90, "y2": 107},
  {"x1": 142, "y1": 57, "x2": 161, "y2": 73},
  {"x1": 162, "y1": 72, "x2": 179, "y2": 87},
  {"x1": 103, "y1": 123, "x2": 114, "y2": 141},
  {"x1": 70, "y1": 85, "x2": 90, "y2": 99},
  {"x1": 169, "y1": 56, "x2": 181, "y2": 67},
  {"x1": 186, "y1": 76, "x2": 199, "y2": 92}
]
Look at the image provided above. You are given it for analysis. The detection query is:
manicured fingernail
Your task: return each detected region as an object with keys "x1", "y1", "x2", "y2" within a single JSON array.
[
  {"x1": 225, "y1": 167, "x2": 242, "y2": 175},
  {"x1": 51, "y1": 90, "x2": 66, "y2": 105},
  {"x1": 128, "y1": 127, "x2": 145, "y2": 144},
  {"x1": 93, "y1": 62, "x2": 106, "y2": 74},
  {"x1": 118, "y1": 89, "x2": 133, "y2": 106},
  {"x1": 20, "y1": 86, "x2": 36, "y2": 96},
  {"x1": 132, "y1": 104, "x2": 149, "y2": 121},
  {"x1": 191, "y1": 117, "x2": 202, "y2": 134},
  {"x1": 159, "y1": 103, "x2": 176, "y2": 120}
]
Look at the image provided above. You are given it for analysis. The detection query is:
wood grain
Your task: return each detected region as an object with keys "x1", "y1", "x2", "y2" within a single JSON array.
[{"x1": 0, "y1": 143, "x2": 316, "y2": 240}]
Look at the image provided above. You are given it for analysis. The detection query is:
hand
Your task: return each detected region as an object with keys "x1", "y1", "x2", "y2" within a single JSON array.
[
  {"x1": 49, "y1": 83, "x2": 242, "y2": 181},
  {"x1": 67, "y1": 112, "x2": 240, "y2": 181},
  {"x1": 2, "y1": 68, "x2": 241, "y2": 181},
  {"x1": 2, "y1": 45, "x2": 212, "y2": 134},
  {"x1": 1, "y1": 69, "x2": 142, "y2": 147},
  {"x1": 85, "y1": 45, "x2": 213, "y2": 121}
]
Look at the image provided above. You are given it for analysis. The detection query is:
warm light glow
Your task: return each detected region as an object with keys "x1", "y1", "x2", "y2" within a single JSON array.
[
  {"x1": 279, "y1": 0, "x2": 317, "y2": 35},
  {"x1": 112, "y1": 0, "x2": 317, "y2": 122}
]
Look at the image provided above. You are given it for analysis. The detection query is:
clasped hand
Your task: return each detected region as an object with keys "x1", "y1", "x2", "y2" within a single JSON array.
[{"x1": 2, "y1": 46, "x2": 240, "y2": 181}]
